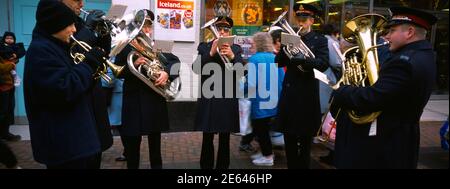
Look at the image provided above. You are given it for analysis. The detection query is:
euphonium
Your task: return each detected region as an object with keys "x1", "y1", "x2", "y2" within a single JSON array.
[
  {"x1": 110, "y1": 9, "x2": 181, "y2": 100},
  {"x1": 271, "y1": 11, "x2": 315, "y2": 59},
  {"x1": 331, "y1": 13, "x2": 388, "y2": 125},
  {"x1": 201, "y1": 17, "x2": 234, "y2": 70},
  {"x1": 70, "y1": 35, "x2": 125, "y2": 83}
]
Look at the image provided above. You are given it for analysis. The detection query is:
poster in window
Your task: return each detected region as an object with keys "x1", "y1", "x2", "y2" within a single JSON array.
[
  {"x1": 231, "y1": 0, "x2": 263, "y2": 36},
  {"x1": 155, "y1": 0, "x2": 196, "y2": 42}
]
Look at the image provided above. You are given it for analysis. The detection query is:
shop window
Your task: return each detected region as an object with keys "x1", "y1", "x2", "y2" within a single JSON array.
[
  {"x1": 434, "y1": 13, "x2": 449, "y2": 93},
  {"x1": 203, "y1": 0, "x2": 290, "y2": 60},
  {"x1": 373, "y1": 0, "x2": 447, "y2": 11}
]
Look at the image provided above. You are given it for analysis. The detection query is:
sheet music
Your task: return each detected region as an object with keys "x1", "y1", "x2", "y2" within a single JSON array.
[
  {"x1": 281, "y1": 33, "x2": 302, "y2": 47},
  {"x1": 153, "y1": 40, "x2": 174, "y2": 53},
  {"x1": 218, "y1": 36, "x2": 235, "y2": 47},
  {"x1": 106, "y1": 4, "x2": 127, "y2": 21},
  {"x1": 313, "y1": 69, "x2": 335, "y2": 86}
]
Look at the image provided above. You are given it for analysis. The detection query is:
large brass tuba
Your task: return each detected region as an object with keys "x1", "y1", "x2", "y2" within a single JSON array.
[
  {"x1": 271, "y1": 11, "x2": 315, "y2": 59},
  {"x1": 110, "y1": 9, "x2": 181, "y2": 100},
  {"x1": 331, "y1": 13, "x2": 388, "y2": 125}
]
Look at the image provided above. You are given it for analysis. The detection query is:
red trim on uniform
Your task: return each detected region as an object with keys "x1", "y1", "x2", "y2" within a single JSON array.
[{"x1": 396, "y1": 14, "x2": 431, "y2": 29}]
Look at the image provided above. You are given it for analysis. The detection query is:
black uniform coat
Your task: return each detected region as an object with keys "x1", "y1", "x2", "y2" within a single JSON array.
[
  {"x1": 275, "y1": 31, "x2": 329, "y2": 136},
  {"x1": 194, "y1": 42, "x2": 244, "y2": 133},
  {"x1": 116, "y1": 46, "x2": 180, "y2": 136},
  {"x1": 23, "y1": 27, "x2": 100, "y2": 165},
  {"x1": 331, "y1": 40, "x2": 436, "y2": 169},
  {"x1": 74, "y1": 18, "x2": 113, "y2": 151}
]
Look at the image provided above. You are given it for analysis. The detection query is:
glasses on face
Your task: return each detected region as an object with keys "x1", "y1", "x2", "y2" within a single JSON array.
[{"x1": 217, "y1": 26, "x2": 231, "y2": 32}]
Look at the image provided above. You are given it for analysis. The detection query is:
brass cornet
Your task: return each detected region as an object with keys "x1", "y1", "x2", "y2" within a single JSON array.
[
  {"x1": 271, "y1": 11, "x2": 315, "y2": 59},
  {"x1": 70, "y1": 35, "x2": 124, "y2": 83}
]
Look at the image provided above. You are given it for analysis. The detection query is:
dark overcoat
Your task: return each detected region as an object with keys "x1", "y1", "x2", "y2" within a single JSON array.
[
  {"x1": 194, "y1": 42, "x2": 244, "y2": 133},
  {"x1": 23, "y1": 27, "x2": 100, "y2": 165},
  {"x1": 332, "y1": 40, "x2": 436, "y2": 169},
  {"x1": 74, "y1": 18, "x2": 113, "y2": 151},
  {"x1": 116, "y1": 46, "x2": 180, "y2": 136},
  {"x1": 275, "y1": 31, "x2": 329, "y2": 136}
]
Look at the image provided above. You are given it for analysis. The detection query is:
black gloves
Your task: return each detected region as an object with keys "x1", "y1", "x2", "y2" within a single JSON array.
[
  {"x1": 84, "y1": 47, "x2": 105, "y2": 70},
  {"x1": 291, "y1": 52, "x2": 314, "y2": 71},
  {"x1": 85, "y1": 9, "x2": 105, "y2": 30}
]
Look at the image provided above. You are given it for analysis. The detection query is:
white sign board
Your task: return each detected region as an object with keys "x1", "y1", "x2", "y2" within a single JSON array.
[{"x1": 154, "y1": 0, "x2": 196, "y2": 42}]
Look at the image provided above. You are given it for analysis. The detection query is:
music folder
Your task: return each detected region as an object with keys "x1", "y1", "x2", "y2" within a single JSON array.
[
  {"x1": 313, "y1": 68, "x2": 336, "y2": 87},
  {"x1": 217, "y1": 36, "x2": 235, "y2": 47},
  {"x1": 153, "y1": 40, "x2": 174, "y2": 53},
  {"x1": 281, "y1": 32, "x2": 302, "y2": 47},
  {"x1": 106, "y1": 4, "x2": 128, "y2": 21}
]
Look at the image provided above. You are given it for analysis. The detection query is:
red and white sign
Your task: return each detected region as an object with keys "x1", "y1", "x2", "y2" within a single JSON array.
[{"x1": 154, "y1": 0, "x2": 196, "y2": 42}]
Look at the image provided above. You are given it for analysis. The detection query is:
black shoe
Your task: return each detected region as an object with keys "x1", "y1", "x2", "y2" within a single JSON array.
[
  {"x1": 0, "y1": 133, "x2": 21, "y2": 142},
  {"x1": 115, "y1": 155, "x2": 126, "y2": 161}
]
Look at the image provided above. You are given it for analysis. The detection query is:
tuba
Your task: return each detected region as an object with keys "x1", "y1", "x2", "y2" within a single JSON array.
[
  {"x1": 70, "y1": 35, "x2": 124, "y2": 84},
  {"x1": 271, "y1": 11, "x2": 315, "y2": 60},
  {"x1": 331, "y1": 13, "x2": 388, "y2": 125},
  {"x1": 201, "y1": 17, "x2": 234, "y2": 70},
  {"x1": 110, "y1": 9, "x2": 181, "y2": 100}
]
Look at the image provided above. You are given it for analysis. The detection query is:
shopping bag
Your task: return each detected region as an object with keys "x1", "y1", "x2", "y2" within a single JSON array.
[
  {"x1": 322, "y1": 112, "x2": 336, "y2": 142},
  {"x1": 238, "y1": 98, "x2": 252, "y2": 136},
  {"x1": 314, "y1": 112, "x2": 336, "y2": 144}
]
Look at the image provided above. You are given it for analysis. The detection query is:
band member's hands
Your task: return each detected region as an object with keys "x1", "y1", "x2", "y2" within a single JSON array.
[
  {"x1": 209, "y1": 39, "x2": 219, "y2": 57},
  {"x1": 155, "y1": 71, "x2": 169, "y2": 86},
  {"x1": 220, "y1": 43, "x2": 235, "y2": 60},
  {"x1": 133, "y1": 56, "x2": 147, "y2": 68},
  {"x1": 84, "y1": 47, "x2": 105, "y2": 70}
]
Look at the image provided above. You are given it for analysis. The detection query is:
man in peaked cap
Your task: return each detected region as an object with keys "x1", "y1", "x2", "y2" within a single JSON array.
[
  {"x1": 294, "y1": 3, "x2": 320, "y2": 18},
  {"x1": 274, "y1": 3, "x2": 329, "y2": 169},
  {"x1": 330, "y1": 7, "x2": 438, "y2": 168},
  {"x1": 114, "y1": 9, "x2": 181, "y2": 169},
  {"x1": 194, "y1": 15, "x2": 244, "y2": 169},
  {"x1": 59, "y1": 0, "x2": 114, "y2": 169}
]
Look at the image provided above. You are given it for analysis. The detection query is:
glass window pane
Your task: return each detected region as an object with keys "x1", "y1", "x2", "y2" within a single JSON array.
[
  {"x1": 373, "y1": 0, "x2": 448, "y2": 11},
  {"x1": 203, "y1": 0, "x2": 290, "y2": 60},
  {"x1": 434, "y1": 13, "x2": 449, "y2": 93}
]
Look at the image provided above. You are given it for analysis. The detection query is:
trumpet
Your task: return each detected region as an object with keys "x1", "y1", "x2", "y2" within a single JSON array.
[{"x1": 70, "y1": 35, "x2": 125, "y2": 83}]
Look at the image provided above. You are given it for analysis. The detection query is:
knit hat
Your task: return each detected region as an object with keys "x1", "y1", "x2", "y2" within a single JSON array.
[
  {"x1": 36, "y1": 0, "x2": 78, "y2": 34},
  {"x1": 1, "y1": 32, "x2": 16, "y2": 44}
]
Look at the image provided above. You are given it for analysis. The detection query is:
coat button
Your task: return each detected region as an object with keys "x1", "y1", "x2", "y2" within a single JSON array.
[{"x1": 286, "y1": 83, "x2": 290, "y2": 87}]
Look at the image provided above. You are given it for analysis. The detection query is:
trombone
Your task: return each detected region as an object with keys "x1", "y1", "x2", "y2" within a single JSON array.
[{"x1": 70, "y1": 35, "x2": 124, "y2": 83}]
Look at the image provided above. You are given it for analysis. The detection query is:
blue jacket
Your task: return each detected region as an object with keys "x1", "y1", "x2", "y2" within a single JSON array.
[
  {"x1": 23, "y1": 27, "x2": 100, "y2": 165},
  {"x1": 245, "y1": 52, "x2": 285, "y2": 119}
]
